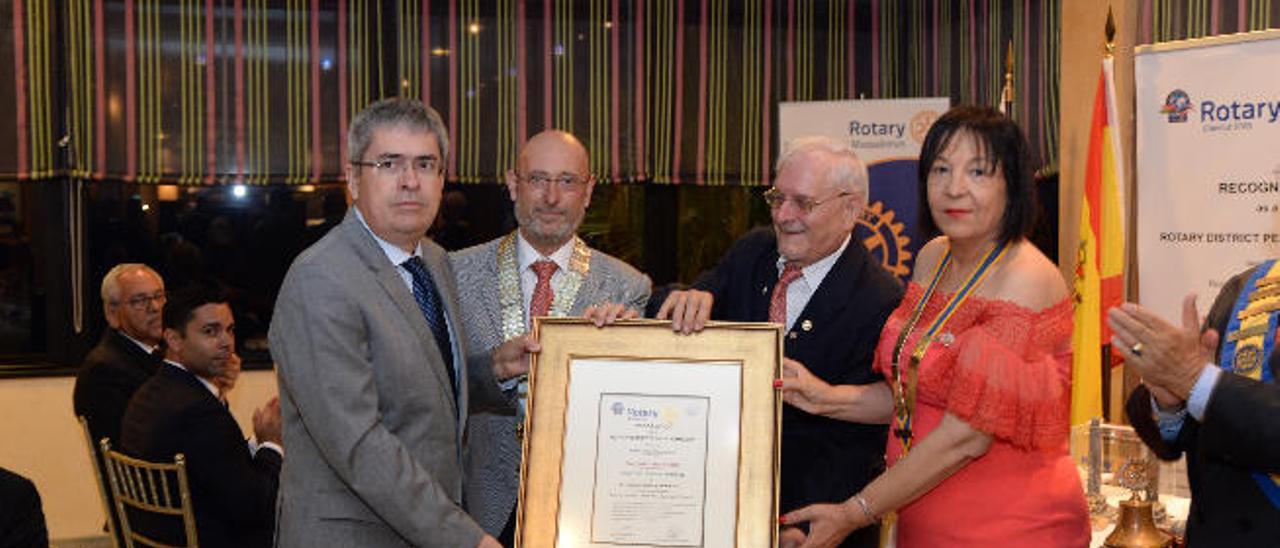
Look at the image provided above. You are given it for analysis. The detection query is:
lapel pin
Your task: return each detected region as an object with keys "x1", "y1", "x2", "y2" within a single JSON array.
[
  {"x1": 938, "y1": 332, "x2": 955, "y2": 346},
  {"x1": 788, "y1": 332, "x2": 797, "y2": 340},
  {"x1": 801, "y1": 320, "x2": 813, "y2": 332}
]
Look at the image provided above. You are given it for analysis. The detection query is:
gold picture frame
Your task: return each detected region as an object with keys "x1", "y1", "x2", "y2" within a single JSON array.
[{"x1": 517, "y1": 318, "x2": 782, "y2": 548}]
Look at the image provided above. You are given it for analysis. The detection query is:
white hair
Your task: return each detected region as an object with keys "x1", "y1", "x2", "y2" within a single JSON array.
[
  {"x1": 101, "y1": 263, "x2": 161, "y2": 305},
  {"x1": 776, "y1": 136, "x2": 870, "y2": 208}
]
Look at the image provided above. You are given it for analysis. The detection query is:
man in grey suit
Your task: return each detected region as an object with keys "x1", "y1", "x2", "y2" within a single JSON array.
[
  {"x1": 269, "y1": 98, "x2": 518, "y2": 547},
  {"x1": 451, "y1": 130, "x2": 651, "y2": 543}
]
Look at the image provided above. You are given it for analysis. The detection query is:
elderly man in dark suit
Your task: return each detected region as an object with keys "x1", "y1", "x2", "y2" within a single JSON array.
[
  {"x1": 120, "y1": 284, "x2": 282, "y2": 548},
  {"x1": 270, "y1": 98, "x2": 520, "y2": 547},
  {"x1": 74, "y1": 263, "x2": 166, "y2": 544},
  {"x1": 451, "y1": 130, "x2": 651, "y2": 544},
  {"x1": 657, "y1": 136, "x2": 903, "y2": 548},
  {"x1": 1112, "y1": 268, "x2": 1280, "y2": 547},
  {"x1": 75, "y1": 263, "x2": 166, "y2": 448}
]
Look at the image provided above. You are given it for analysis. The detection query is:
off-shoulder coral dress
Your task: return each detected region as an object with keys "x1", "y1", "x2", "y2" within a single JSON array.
[{"x1": 873, "y1": 283, "x2": 1090, "y2": 547}]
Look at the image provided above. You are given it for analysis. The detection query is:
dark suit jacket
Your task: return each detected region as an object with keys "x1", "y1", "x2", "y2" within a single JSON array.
[
  {"x1": 75, "y1": 329, "x2": 161, "y2": 447},
  {"x1": 74, "y1": 328, "x2": 161, "y2": 544},
  {"x1": 1127, "y1": 266, "x2": 1280, "y2": 547},
  {"x1": 694, "y1": 227, "x2": 903, "y2": 548},
  {"x1": 0, "y1": 467, "x2": 47, "y2": 548},
  {"x1": 120, "y1": 363, "x2": 281, "y2": 548}
]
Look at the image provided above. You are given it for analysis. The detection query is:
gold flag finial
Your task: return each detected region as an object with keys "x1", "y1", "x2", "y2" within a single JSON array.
[
  {"x1": 999, "y1": 42, "x2": 1015, "y2": 114},
  {"x1": 1005, "y1": 42, "x2": 1015, "y2": 76},
  {"x1": 1105, "y1": 6, "x2": 1116, "y2": 55}
]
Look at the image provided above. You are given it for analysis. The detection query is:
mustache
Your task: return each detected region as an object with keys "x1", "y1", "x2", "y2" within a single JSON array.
[
  {"x1": 775, "y1": 220, "x2": 806, "y2": 233},
  {"x1": 532, "y1": 207, "x2": 567, "y2": 217}
]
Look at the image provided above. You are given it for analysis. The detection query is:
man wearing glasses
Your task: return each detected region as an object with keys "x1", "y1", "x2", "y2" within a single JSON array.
[
  {"x1": 450, "y1": 130, "x2": 651, "y2": 545},
  {"x1": 76, "y1": 264, "x2": 167, "y2": 447},
  {"x1": 270, "y1": 98, "x2": 516, "y2": 547},
  {"x1": 74, "y1": 263, "x2": 167, "y2": 545},
  {"x1": 655, "y1": 136, "x2": 903, "y2": 547}
]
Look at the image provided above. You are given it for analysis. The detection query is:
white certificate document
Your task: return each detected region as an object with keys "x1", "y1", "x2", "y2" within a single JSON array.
[
  {"x1": 556, "y1": 359, "x2": 742, "y2": 548},
  {"x1": 590, "y1": 394, "x2": 709, "y2": 545}
]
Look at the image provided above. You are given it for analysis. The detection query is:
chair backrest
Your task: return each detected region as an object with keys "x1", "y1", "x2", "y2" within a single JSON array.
[
  {"x1": 99, "y1": 438, "x2": 199, "y2": 548},
  {"x1": 76, "y1": 415, "x2": 120, "y2": 548}
]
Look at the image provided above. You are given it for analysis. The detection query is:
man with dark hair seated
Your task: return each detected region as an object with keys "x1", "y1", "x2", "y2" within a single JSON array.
[{"x1": 120, "y1": 284, "x2": 281, "y2": 548}]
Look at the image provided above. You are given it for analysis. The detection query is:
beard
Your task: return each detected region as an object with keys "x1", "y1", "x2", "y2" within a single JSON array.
[{"x1": 516, "y1": 206, "x2": 580, "y2": 249}]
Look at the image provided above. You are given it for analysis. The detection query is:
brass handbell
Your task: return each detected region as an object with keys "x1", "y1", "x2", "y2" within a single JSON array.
[{"x1": 1103, "y1": 495, "x2": 1172, "y2": 548}]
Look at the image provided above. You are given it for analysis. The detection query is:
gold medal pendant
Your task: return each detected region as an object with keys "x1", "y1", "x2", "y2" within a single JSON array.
[
  {"x1": 889, "y1": 242, "x2": 1008, "y2": 455},
  {"x1": 1234, "y1": 343, "x2": 1263, "y2": 376}
]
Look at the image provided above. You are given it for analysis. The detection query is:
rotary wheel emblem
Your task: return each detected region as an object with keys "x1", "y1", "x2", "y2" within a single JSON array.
[
  {"x1": 857, "y1": 201, "x2": 913, "y2": 277},
  {"x1": 1234, "y1": 344, "x2": 1262, "y2": 376}
]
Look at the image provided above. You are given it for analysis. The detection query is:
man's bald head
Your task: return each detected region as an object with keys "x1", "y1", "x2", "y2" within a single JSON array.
[
  {"x1": 516, "y1": 130, "x2": 590, "y2": 175},
  {"x1": 506, "y1": 130, "x2": 596, "y2": 256}
]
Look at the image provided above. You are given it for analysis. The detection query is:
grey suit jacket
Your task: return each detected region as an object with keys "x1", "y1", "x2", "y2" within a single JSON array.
[
  {"x1": 450, "y1": 234, "x2": 651, "y2": 536},
  {"x1": 269, "y1": 211, "x2": 489, "y2": 547}
]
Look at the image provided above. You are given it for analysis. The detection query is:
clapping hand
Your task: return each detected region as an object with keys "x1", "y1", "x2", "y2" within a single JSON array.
[{"x1": 1108, "y1": 294, "x2": 1217, "y2": 404}]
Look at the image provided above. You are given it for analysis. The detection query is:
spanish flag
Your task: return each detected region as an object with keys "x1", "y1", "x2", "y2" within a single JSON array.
[{"x1": 1071, "y1": 57, "x2": 1126, "y2": 425}]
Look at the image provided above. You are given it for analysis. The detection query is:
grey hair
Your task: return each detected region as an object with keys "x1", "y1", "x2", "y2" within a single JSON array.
[
  {"x1": 776, "y1": 136, "x2": 870, "y2": 208},
  {"x1": 101, "y1": 263, "x2": 161, "y2": 305},
  {"x1": 347, "y1": 98, "x2": 450, "y2": 167}
]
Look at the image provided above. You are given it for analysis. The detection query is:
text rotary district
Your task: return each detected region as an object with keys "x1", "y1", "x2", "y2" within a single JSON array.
[{"x1": 1160, "y1": 232, "x2": 1280, "y2": 244}]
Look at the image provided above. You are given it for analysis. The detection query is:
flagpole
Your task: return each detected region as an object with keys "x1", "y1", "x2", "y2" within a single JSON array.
[
  {"x1": 1099, "y1": 6, "x2": 1117, "y2": 422},
  {"x1": 999, "y1": 42, "x2": 1014, "y2": 115}
]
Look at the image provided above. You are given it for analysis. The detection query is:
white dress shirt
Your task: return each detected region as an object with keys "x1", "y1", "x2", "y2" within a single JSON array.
[
  {"x1": 353, "y1": 208, "x2": 462, "y2": 402},
  {"x1": 515, "y1": 232, "x2": 575, "y2": 323},
  {"x1": 120, "y1": 331, "x2": 158, "y2": 356},
  {"x1": 776, "y1": 234, "x2": 852, "y2": 331}
]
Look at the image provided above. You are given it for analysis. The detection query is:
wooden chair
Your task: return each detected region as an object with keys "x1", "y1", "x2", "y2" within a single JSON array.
[
  {"x1": 99, "y1": 438, "x2": 199, "y2": 548},
  {"x1": 76, "y1": 415, "x2": 120, "y2": 548}
]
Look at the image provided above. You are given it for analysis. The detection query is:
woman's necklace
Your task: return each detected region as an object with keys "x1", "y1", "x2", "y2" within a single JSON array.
[{"x1": 889, "y1": 241, "x2": 1009, "y2": 454}]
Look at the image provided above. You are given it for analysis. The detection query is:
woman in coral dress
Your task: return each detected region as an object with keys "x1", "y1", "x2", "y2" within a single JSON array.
[{"x1": 779, "y1": 106, "x2": 1089, "y2": 547}]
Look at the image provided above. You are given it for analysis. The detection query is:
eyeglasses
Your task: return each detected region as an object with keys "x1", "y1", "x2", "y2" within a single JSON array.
[
  {"x1": 350, "y1": 156, "x2": 441, "y2": 179},
  {"x1": 516, "y1": 172, "x2": 589, "y2": 191},
  {"x1": 762, "y1": 188, "x2": 852, "y2": 214},
  {"x1": 113, "y1": 291, "x2": 167, "y2": 312}
]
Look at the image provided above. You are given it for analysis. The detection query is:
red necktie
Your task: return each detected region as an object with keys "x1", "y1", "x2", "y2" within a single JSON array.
[
  {"x1": 769, "y1": 264, "x2": 804, "y2": 325},
  {"x1": 529, "y1": 260, "x2": 559, "y2": 319}
]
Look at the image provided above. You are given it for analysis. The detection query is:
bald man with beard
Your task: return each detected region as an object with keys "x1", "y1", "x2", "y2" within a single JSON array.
[{"x1": 450, "y1": 130, "x2": 651, "y2": 544}]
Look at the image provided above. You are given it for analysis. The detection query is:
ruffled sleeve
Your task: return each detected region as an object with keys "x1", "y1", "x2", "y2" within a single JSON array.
[{"x1": 918, "y1": 299, "x2": 1074, "y2": 451}]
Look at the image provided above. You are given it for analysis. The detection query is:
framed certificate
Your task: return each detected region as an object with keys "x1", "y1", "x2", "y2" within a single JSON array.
[{"x1": 517, "y1": 318, "x2": 782, "y2": 548}]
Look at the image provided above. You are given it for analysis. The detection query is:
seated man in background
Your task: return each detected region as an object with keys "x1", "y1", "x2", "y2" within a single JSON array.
[
  {"x1": 120, "y1": 284, "x2": 281, "y2": 548},
  {"x1": 74, "y1": 263, "x2": 167, "y2": 544},
  {"x1": 75, "y1": 263, "x2": 167, "y2": 446}
]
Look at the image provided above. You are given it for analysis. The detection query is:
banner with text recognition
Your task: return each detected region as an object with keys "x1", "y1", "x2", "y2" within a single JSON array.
[
  {"x1": 779, "y1": 98, "x2": 950, "y2": 279},
  {"x1": 1135, "y1": 30, "x2": 1280, "y2": 321}
]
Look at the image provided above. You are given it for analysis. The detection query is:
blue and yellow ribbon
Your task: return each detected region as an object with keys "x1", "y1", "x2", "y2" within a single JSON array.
[
  {"x1": 890, "y1": 241, "x2": 1009, "y2": 454},
  {"x1": 1220, "y1": 259, "x2": 1280, "y2": 508}
]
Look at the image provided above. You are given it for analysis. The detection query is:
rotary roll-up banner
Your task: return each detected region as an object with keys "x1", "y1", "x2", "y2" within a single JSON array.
[
  {"x1": 778, "y1": 98, "x2": 950, "y2": 280},
  {"x1": 1135, "y1": 30, "x2": 1280, "y2": 322}
]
